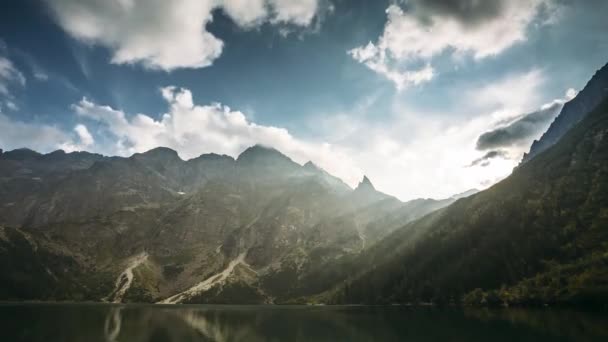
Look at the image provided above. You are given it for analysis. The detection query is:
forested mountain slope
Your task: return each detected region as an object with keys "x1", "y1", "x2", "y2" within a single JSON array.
[{"x1": 329, "y1": 96, "x2": 608, "y2": 307}]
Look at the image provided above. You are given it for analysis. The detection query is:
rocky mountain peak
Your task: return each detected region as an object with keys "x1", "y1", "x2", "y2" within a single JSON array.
[
  {"x1": 356, "y1": 175, "x2": 375, "y2": 191},
  {"x1": 236, "y1": 145, "x2": 296, "y2": 167},
  {"x1": 238, "y1": 144, "x2": 282, "y2": 159},
  {"x1": 191, "y1": 153, "x2": 234, "y2": 162},
  {"x1": 1, "y1": 148, "x2": 42, "y2": 160},
  {"x1": 135, "y1": 147, "x2": 181, "y2": 159},
  {"x1": 303, "y1": 161, "x2": 321, "y2": 171}
]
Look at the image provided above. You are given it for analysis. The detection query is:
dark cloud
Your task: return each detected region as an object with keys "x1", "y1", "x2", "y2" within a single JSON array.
[
  {"x1": 408, "y1": 0, "x2": 507, "y2": 27},
  {"x1": 476, "y1": 102, "x2": 562, "y2": 150},
  {"x1": 468, "y1": 150, "x2": 509, "y2": 167}
]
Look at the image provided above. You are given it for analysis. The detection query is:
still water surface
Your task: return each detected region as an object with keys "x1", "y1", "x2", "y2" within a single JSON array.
[{"x1": 1, "y1": 304, "x2": 608, "y2": 341}]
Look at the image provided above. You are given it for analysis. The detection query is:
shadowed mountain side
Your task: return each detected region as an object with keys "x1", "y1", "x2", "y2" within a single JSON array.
[
  {"x1": 0, "y1": 144, "x2": 456, "y2": 303},
  {"x1": 326, "y1": 95, "x2": 608, "y2": 307}
]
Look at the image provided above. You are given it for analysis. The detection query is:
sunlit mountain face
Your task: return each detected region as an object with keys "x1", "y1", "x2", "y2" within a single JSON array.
[{"x1": 0, "y1": 0, "x2": 606, "y2": 201}]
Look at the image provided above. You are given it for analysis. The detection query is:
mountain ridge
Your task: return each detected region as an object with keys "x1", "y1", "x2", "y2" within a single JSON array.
[
  {"x1": 0, "y1": 142, "x2": 458, "y2": 303},
  {"x1": 325, "y1": 92, "x2": 608, "y2": 307},
  {"x1": 522, "y1": 61, "x2": 608, "y2": 163}
]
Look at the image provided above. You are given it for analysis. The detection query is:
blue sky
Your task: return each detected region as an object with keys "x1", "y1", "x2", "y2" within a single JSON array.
[{"x1": 0, "y1": 0, "x2": 607, "y2": 200}]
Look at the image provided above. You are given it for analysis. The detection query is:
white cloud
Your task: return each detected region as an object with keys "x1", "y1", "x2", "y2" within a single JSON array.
[
  {"x1": 5, "y1": 101, "x2": 18, "y2": 111},
  {"x1": 350, "y1": 1, "x2": 556, "y2": 89},
  {"x1": 72, "y1": 86, "x2": 363, "y2": 185},
  {"x1": 45, "y1": 0, "x2": 222, "y2": 71},
  {"x1": 470, "y1": 69, "x2": 546, "y2": 114},
  {"x1": 349, "y1": 41, "x2": 435, "y2": 90},
  {"x1": 313, "y1": 101, "x2": 513, "y2": 200},
  {"x1": 269, "y1": 0, "x2": 318, "y2": 26},
  {"x1": 0, "y1": 55, "x2": 26, "y2": 111},
  {"x1": 565, "y1": 87, "x2": 577, "y2": 100},
  {"x1": 59, "y1": 124, "x2": 95, "y2": 152},
  {"x1": 222, "y1": 0, "x2": 268, "y2": 27},
  {"x1": 74, "y1": 124, "x2": 95, "y2": 146},
  {"x1": 45, "y1": 0, "x2": 325, "y2": 71},
  {"x1": 0, "y1": 56, "x2": 25, "y2": 96},
  {"x1": 33, "y1": 71, "x2": 49, "y2": 82},
  {"x1": 0, "y1": 114, "x2": 74, "y2": 152}
]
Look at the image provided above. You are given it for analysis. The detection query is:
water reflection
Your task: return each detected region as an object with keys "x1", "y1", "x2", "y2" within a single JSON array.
[
  {"x1": 1, "y1": 304, "x2": 608, "y2": 342},
  {"x1": 464, "y1": 307, "x2": 608, "y2": 342},
  {"x1": 103, "y1": 307, "x2": 122, "y2": 342}
]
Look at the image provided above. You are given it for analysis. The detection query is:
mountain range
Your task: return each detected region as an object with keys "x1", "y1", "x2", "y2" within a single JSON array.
[
  {"x1": 1, "y1": 62, "x2": 607, "y2": 307},
  {"x1": 0, "y1": 144, "x2": 458, "y2": 303}
]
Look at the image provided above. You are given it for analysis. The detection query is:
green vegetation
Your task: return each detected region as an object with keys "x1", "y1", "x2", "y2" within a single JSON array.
[{"x1": 329, "y1": 97, "x2": 608, "y2": 308}]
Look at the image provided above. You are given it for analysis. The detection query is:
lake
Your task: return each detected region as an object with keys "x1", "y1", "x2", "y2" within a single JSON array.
[{"x1": 1, "y1": 304, "x2": 607, "y2": 341}]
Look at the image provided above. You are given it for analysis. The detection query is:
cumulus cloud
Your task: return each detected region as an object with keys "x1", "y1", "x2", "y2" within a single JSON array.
[
  {"x1": 59, "y1": 124, "x2": 96, "y2": 152},
  {"x1": 269, "y1": 0, "x2": 318, "y2": 26},
  {"x1": 349, "y1": 41, "x2": 434, "y2": 90},
  {"x1": 44, "y1": 0, "x2": 325, "y2": 71},
  {"x1": 349, "y1": 0, "x2": 557, "y2": 89},
  {"x1": 74, "y1": 124, "x2": 94, "y2": 146},
  {"x1": 222, "y1": 0, "x2": 268, "y2": 27},
  {"x1": 72, "y1": 86, "x2": 363, "y2": 185}
]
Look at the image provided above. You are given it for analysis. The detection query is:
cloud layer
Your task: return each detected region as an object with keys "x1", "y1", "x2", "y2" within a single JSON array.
[
  {"x1": 349, "y1": 0, "x2": 557, "y2": 89},
  {"x1": 45, "y1": 0, "x2": 324, "y2": 71}
]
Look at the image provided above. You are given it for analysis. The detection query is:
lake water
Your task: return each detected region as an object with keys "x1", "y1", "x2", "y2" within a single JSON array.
[{"x1": 1, "y1": 304, "x2": 607, "y2": 341}]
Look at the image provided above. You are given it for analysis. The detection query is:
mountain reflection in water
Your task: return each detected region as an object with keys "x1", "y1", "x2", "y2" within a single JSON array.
[{"x1": 1, "y1": 304, "x2": 608, "y2": 342}]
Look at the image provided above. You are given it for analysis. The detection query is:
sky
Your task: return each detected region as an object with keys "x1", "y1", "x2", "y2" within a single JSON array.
[{"x1": 0, "y1": 0, "x2": 607, "y2": 201}]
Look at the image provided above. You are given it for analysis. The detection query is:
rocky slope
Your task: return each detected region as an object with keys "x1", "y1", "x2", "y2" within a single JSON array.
[{"x1": 0, "y1": 145, "x2": 457, "y2": 303}]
